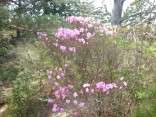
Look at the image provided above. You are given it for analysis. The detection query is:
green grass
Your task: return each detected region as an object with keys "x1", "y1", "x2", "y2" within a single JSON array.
[{"x1": 0, "y1": 64, "x2": 19, "y2": 82}]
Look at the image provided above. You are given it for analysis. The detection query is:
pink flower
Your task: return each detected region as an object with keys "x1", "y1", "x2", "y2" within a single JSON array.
[
  {"x1": 96, "y1": 82, "x2": 105, "y2": 90},
  {"x1": 106, "y1": 84, "x2": 114, "y2": 89},
  {"x1": 86, "y1": 32, "x2": 92, "y2": 39},
  {"x1": 106, "y1": 84, "x2": 110, "y2": 89},
  {"x1": 80, "y1": 28, "x2": 84, "y2": 32},
  {"x1": 47, "y1": 70, "x2": 52, "y2": 74},
  {"x1": 56, "y1": 95, "x2": 60, "y2": 99},
  {"x1": 52, "y1": 107, "x2": 57, "y2": 112},
  {"x1": 47, "y1": 70, "x2": 52, "y2": 79},
  {"x1": 73, "y1": 112, "x2": 78, "y2": 116},
  {"x1": 48, "y1": 75, "x2": 52, "y2": 79},
  {"x1": 54, "y1": 91, "x2": 60, "y2": 99},
  {"x1": 68, "y1": 84, "x2": 73, "y2": 89},
  {"x1": 82, "y1": 40, "x2": 85, "y2": 44},
  {"x1": 88, "y1": 23, "x2": 93, "y2": 28},
  {"x1": 74, "y1": 28, "x2": 80, "y2": 35},
  {"x1": 83, "y1": 83, "x2": 90, "y2": 88},
  {"x1": 55, "y1": 82, "x2": 59, "y2": 86},
  {"x1": 78, "y1": 38, "x2": 86, "y2": 44},
  {"x1": 64, "y1": 64, "x2": 68, "y2": 67},
  {"x1": 79, "y1": 102, "x2": 85, "y2": 107},
  {"x1": 62, "y1": 94, "x2": 66, "y2": 100},
  {"x1": 73, "y1": 92, "x2": 78, "y2": 97},
  {"x1": 61, "y1": 72, "x2": 65, "y2": 77},
  {"x1": 112, "y1": 83, "x2": 117, "y2": 88},
  {"x1": 53, "y1": 43, "x2": 59, "y2": 47},
  {"x1": 56, "y1": 75, "x2": 61, "y2": 80},
  {"x1": 59, "y1": 68, "x2": 62, "y2": 71},
  {"x1": 52, "y1": 104, "x2": 59, "y2": 112},
  {"x1": 73, "y1": 100, "x2": 78, "y2": 105},
  {"x1": 48, "y1": 98, "x2": 53, "y2": 103},
  {"x1": 60, "y1": 108, "x2": 64, "y2": 112},
  {"x1": 91, "y1": 89, "x2": 94, "y2": 93},
  {"x1": 54, "y1": 91, "x2": 59, "y2": 96},
  {"x1": 69, "y1": 47, "x2": 76, "y2": 53},
  {"x1": 102, "y1": 87, "x2": 108, "y2": 92},
  {"x1": 60, "y1": 45, "x2": 67, "y2": 52},
  {"x1": 66, "y1": 99, "x2": 70, "y2": 104},
  {"x1": 85, "y1": 88, "x2": 89, "y2": 93},
  {"x1": 120, "y1": 76, "x2": 124, "y2": 81}
]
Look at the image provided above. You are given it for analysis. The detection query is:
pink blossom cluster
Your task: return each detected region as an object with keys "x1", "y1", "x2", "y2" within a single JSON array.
[
  {"x1": 54, "y1": 26, "x2": 95, "y2": 52},
  {"x1": 37, "y1": 32, "x2": 48, "y2": 41},
  {"x1": 37, "y1": 16, "x2": 116, "y2": 54},
  {"x1": 82, "y1": 80, "x2": 127, "y2": 95},
  {"x1": 66, "y1": 16, "x2": 92, "y2": 25},
  {"x1": 47, "y1": 66, "x2": 85, "y2": 114},
  {"x1": 66, "y1": 16, "x2": 116, "y2": 36},
  {"x1": 47, "y1": 66, "x2": 127, "y2": 116},
  {"x1": 53, "y1": 16, "x2": 117, "y2": 53},
  {"x1": 48, "y1": 82, "x2": 85, "y2": 113},
  {"x1": 53, "y1": 43, "x2": 76, "y2": 53},
  {"x1": 55, "y1": 28, "x2": 80, "y2": 40},
  {"x1": 47, "y1": 67, "x2": 65, "y2": 80},
  {"x1": 95, "y1": 82, "x2": 117, "y2": 93}
]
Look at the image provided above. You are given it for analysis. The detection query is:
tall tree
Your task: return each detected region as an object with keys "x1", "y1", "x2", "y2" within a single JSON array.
[{"x1": 111, "y1": 0, "x2": 125, "y2": 25}]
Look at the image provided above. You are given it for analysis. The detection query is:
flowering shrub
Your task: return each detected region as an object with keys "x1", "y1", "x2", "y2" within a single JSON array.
[
  {"x1": 38, "y1": 16, "x2": 128, "y2": 116},
  {"x1": 47, "y1": 66, "x2": 127, "y2": 116}
]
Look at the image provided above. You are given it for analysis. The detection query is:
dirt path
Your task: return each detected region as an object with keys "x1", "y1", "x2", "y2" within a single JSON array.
[
  {"x1": 0, "y1": 81, "x2": 12, "y2": 117},
  {"x1": 0, "y1": 104, "x2": 8, "y2": 117}
]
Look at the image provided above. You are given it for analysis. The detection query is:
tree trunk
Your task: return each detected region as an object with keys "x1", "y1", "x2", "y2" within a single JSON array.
[
  {"x1": 111, "y1": 0, "x2": 125, "y2": 25},
  {"x1": 16, "y1": 0, "x2": 22, "y2": 39}
]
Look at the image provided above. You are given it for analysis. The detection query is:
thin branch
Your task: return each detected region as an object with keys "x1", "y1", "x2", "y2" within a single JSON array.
[
  {"x1": 122, "y1": 21, "x2": 138, "y2": 27},
  {"x1": 121, "y1": 9, "x2": 156, "y2": 22},
  {"x1": 6, "y1": 25, "x2": 52, "y2": 33},
  {"x1": 103, "y1": 4, "x2": 111, "y2": 16}
]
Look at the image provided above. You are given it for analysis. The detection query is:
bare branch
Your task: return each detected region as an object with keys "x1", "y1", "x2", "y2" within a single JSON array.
[
  {"x1": 122, "y1": 21, "x2": 138, "y2": 27},
  {"x1": 103, "y1": 4, "x2": 111, "y2": 16},
  {"x1": 122, "y1": 8, "x2": 156, "y2": 22},
  {"x1": 6, "y1": 25, "x2": 52, "y2": 33}
]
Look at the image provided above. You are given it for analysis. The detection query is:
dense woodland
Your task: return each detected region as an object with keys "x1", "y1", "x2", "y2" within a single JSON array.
[{"x1": 0, "y1": 0, "x2": 156, "y2": 117}]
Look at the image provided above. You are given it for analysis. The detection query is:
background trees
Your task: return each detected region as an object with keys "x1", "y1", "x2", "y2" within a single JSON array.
[{"x1": 109, "y1": 0, "x2": 156, "y2": 25}]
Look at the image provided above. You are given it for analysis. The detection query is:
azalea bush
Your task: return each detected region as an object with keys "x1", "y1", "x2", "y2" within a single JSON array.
[
  {"x1": 37, "y1": 15, "x2": 156, "y2": 116},
  {"x1": 37, "y1": 16, "x2": 132, "y2": 116}
]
